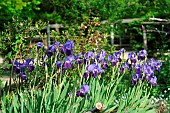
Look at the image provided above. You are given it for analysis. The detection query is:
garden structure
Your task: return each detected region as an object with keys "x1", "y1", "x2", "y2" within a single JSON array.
[
  {"x1": 109, "y1": 18, "x2": 170, "y2": 51},
  {"x1": 28, "y1": 17, "x2": 170, "y2": 53}
]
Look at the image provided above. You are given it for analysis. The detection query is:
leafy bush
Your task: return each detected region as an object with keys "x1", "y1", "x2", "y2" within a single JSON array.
[
  {"x1": 0, "y1": 17, "x2": 45, "y2": 61},
  {"x1": 151, "y1": 54, "x2": 170, "y2": 111},
  {"x1": 51, "y1": 17, "x2": 111, "y2": 54}
]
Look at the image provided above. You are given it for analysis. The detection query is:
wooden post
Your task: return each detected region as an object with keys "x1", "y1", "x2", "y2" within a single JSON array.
[
  {"x1": 142, "y1": 25, "x2": 147, "y2": 50},
  {"x1": 120, "y1": 36, "x2": 122, "y2": 48},
  {"x1": 47, "y1": 24, "x2": 50, "y2": 46},
  {"x1": 110, "y1": 24, "x2": 114, "y2": 46}
]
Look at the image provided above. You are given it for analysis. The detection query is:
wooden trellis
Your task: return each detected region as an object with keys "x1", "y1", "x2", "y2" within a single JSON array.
[
  {"x1": 108, "y1": 18, "x2": 170, "y2": 50},
  {"x1": 141, "y1": 19, "x2": 170, "y2": 50}
]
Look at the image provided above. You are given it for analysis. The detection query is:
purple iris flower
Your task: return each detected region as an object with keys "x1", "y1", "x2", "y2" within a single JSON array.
[
  {"x1": 138, "y1": 50, "x2": 147, "y2": 61},
  {"x1": 84, "y1": 51, "x2": 94, "y2": 59},
  {"x1": 111, "y1": 58, "x2": 117, "y2": 66},
  {"x1": 132, "y1": 73, "x2": 140, "y2": 84},
  {"x1": 64, "y1": 40, "x2": 74, "y2": 56},
  {"x1": 13, "y1": 62, "x2": 25, "y2": 74},
  {"x1": 108, "y1": 55, "x2": 113, "y2": 61},
  {"x1": 96, "y1": 50, "x2": 106, "y2": 61},
  {"x1": 120, "y1": 67, "x2": 125, "y2": 73},
  {"x1": 63, "y1": 55, "x2": 75, "y2": 69},
  {"x1": 149, "y1": 76, "x2": 158, "y2": 86},
  {"x1": 26, "y1": 59, "x2": 33, "y2": 65},
  {"x1": 120, "y1": 62, "x2": 129, "y2": 73},
  {"x1": 144, "y1": 65, "x2": 154, "y2": 76},
  {"x1": 48, "y1": 44, "x2": 57, "y2": 53},
  {"x1": 26, "y1": 58, "x2": 34, "y2": 72},
  {"x1": 128, "y1": 52, "x2": 137, "y2": 63},
  {"x1": 75, "y1": 53, "x2": 83, "y2": 64},
  {"x1": 87, "y1": 64, "x2": 97, "y2": 72},
  {"x1": 13, "y1": 60, "x2": 20, "y2": 74},
  {"x1": 13, "y1": 60, "x2": 27, "y2": 73},
  {"x1": 119, "y1": 48, "x2": 125, "y2": 53},
  {"x1": 76, "y1": 84, "x2": 90, "y2": 97},
  {"x1": 119, "y1": 48, "x2": 125, "y2": 59},
  {"x1": 146, "y1": 75, "x2": 151, "y2": 81},
  {"x1": 46, "y1": 46, "x2": 55, "y2": 57},
  {"x1": 87, "y1": 64, "x2": 104, "y2": 73},
  {"x1": 46, "y1": 42, "x2": 61, "y2": 57},
  {"x1": 60, "y1": 46, "x2": 65, "y2": 54},
  {"x1": 27, "y1": 64, "x2": 34, "y2": 72},
  {"x1": 80, "y1": 84, "x2": 90, "y2": 93},
  {"x1": 155, "y1": 61, "x2": 162, "y2": 71},
  {"x1": 19, "y1": 63, "x2": 26, "y2": 70},
  {"x1": 66, "y1": 55, "x2": 75, "y2": 62},
  {"x1": 108, "y1": 55, "x2": 117, "y2": 66},
  {"x1": 63, "y1": 60, "x2": 72, "y2": 69},
  {"x1": 113, "y1": 52, "x2": 121, "y2": 62},
  {"x1": 46, "y1": 51, "x2": 52, "y2": 57},
  {"x1": 56, "y1": 61, "x2": 62, "y2": 68},
  {"x1": 102, "y1": 60, "x2": 109, "y2": 69},
  {"x1": 149, "y1": 59, "x2": 162, "y2": 71},
  {"x1": 83, "y1": 71, "x2": 89, "y2": 78},
  {"x1": 85, "y1": 63, "x2": 104, "y2": 78},
  {"x1": 19, "y1": 72, "x2": 27, "y2": 81},
  {"x1": 36, "y1": 42, "x2": 44, "y2": 49},
  {"x1": 135, "y1": 64, "x2": 141, "y2": 74},
  {"x1": 65, "y1": 49, "x2": 73, "y2": 56},
  {"x1": 14, "y1": 67, "x2": 20, "y2": 74},
  {"x1": 64, "y1": 40, "x2": 74, "y2": 50},
  {"x1": 92, "y1": 69, "x2": 99, "y2": 77},
  {"x1": 13, "y1": 60, "x2": 19, "y2": 66},
  {"x1": 53, "y1": 41, "x2": 61, "y2": 47},
  {"x1": 76, "y1": 58, "x2": 82, "y2": 64}
]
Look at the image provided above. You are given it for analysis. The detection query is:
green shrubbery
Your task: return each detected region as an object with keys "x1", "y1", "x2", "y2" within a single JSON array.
[{"x1": 0, "y1": 17, "x2": 169, "y2": 112}]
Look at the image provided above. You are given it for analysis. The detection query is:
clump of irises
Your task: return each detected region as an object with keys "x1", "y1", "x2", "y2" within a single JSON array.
[
  {"x1": 12, "y1": 40, "x2": 162, "y2": 91},
  {"x1": 13, "y1": 58, "x2": 34, "y2": 81},
  {"x1": 126, "y1": 50, "x2": 162, "y2": 87}
]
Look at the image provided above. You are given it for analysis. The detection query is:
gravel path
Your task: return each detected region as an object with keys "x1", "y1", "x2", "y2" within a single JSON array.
[
  {"x1": 0, "y1": 76, "x2": 14, "y2": 86},
  {"x1": 0, "y1": 56, "x2": 3, "y2": 64}
]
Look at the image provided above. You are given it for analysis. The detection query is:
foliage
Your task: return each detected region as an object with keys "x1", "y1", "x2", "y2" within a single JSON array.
[
  {"x1": 1, "y1": 0, "x2": 170, "y2": 25},
  {"x1": 116, "y1": 84, "x2": 157, "y2": 113},
  {"x1": 1, "y1": 0, "x2": 170, "y2": 52},
  {"x1": 0, "y1": 17, "x2": 45, "y2": 61},
  {"x1": 0, "y1": 1, "x2": 170, "y2": 111},
  {"x1": 51, "y1": 17, "x2": 112, "y2": 54},
  {"x1": 0, "y1": 75, "x2": 158, "y2": 113},
  {"x1": 144, "y1": 53, "x2": 170, "y2": 112},
  {"x1": 35, "y1": 0, "x2": 170, "y2": 24},
  {"x1": 152, "y1": 54, "x2": 170, "y2": 98},
  {"x1": 0, "y1": 38, "x2": 164, "y2": 112},
  {"x1": 0, "y1": 0, "x2": 42, "y2": 30}
]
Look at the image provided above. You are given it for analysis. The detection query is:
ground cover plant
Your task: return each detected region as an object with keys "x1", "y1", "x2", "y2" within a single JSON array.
[{"x1": 0, "y1": 39, "x2": 166, "y2": 113}]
